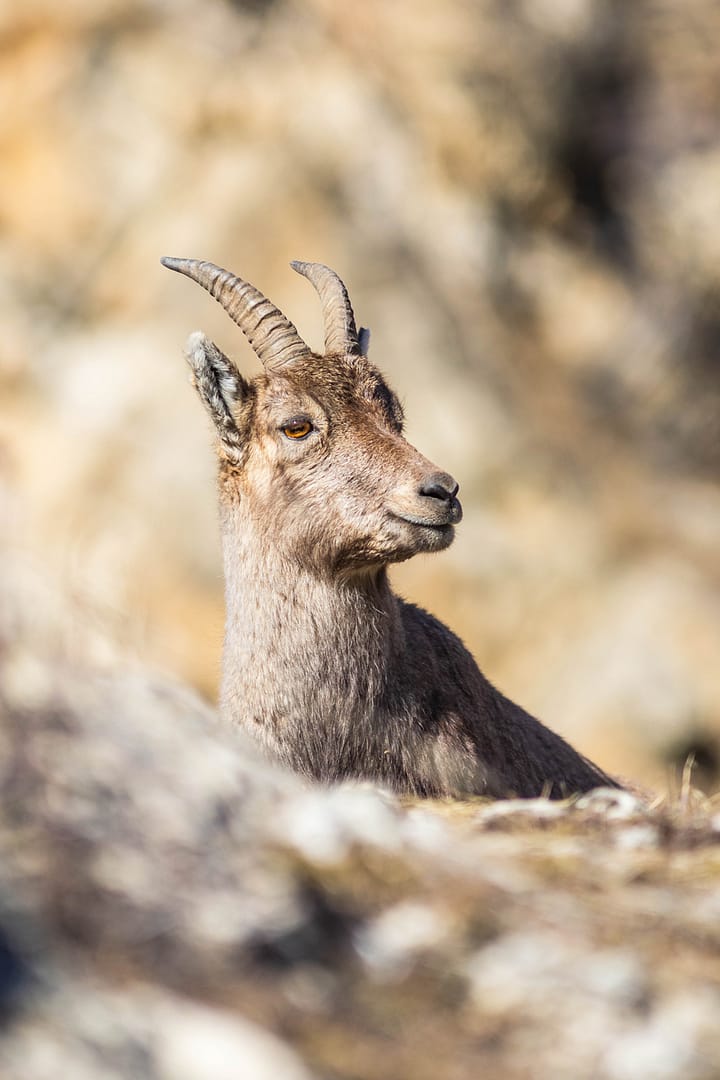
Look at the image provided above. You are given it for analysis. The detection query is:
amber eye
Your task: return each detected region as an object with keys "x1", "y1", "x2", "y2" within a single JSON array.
[{"x1": 281, "y1": 419, "x2": 313, "y2": 440}]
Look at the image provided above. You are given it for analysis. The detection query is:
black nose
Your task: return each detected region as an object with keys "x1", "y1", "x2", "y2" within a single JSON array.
[{"x1": 419, "y1": 472, "x2": 459, "y2": 502}]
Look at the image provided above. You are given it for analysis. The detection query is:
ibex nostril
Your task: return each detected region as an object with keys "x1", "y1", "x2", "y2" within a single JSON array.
[{"x1": 419, "y1": 473, "x2": 459, "y2": 502}]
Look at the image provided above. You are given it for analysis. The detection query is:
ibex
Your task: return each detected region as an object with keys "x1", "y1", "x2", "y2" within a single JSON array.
[{"x1": 162, "y1": 256, "x2": 619, "y2": 799}]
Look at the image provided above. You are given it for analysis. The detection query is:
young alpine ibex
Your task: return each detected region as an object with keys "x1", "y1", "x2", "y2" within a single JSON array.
[{"x1": 162, "y1": 256, "x2": 619, "y2": 799}]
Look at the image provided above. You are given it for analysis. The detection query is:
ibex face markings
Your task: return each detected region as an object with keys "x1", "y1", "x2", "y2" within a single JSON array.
[{"x1": 163, "y1": 257, "x2": 620, "y2": 799}]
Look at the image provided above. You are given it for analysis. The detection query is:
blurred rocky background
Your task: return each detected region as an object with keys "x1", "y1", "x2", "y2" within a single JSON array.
[
  {"x1": 2, "y1": 0, "x2": 720, "y2": 788},
  {"x1": 2, "y1": 0, "x2": 720, "y2": 1074}
]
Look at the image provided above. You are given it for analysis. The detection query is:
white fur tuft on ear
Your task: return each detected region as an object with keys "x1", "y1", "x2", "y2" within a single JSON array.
[{"x1": 184, "y1": 330, "x2": 211, "y2": 372}]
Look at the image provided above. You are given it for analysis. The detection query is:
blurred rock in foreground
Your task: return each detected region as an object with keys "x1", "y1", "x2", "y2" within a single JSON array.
[
  {"x1": 1, "y1": 565, "x2": 719, "y2": 1079},
  {"x1": 1, "y1": 0, "x2": 720, "y2": 791}
]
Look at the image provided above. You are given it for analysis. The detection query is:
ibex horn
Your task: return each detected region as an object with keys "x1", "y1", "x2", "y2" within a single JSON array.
[
  {"x1": 161, "y1": 258, "x2": 309, "y2": 370},
  {"x1": 290, "y1": 261, "x2": 360, "y2": 356}
]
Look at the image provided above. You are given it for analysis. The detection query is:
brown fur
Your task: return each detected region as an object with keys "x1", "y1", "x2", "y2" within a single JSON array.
[{"x1": 178, "y1": 276, "x2": 620, "y2": 800}]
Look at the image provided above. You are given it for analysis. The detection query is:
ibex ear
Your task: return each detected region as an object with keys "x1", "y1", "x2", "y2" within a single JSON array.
[
  {"x1": 184, "y1": 331, "x2": 252, "y2": 458},
  {"x1": 358, "y1": 326, "x2": 371, "y2": 356}
]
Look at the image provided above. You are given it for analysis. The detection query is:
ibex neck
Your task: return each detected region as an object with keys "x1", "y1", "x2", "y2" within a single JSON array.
[{"x1": 219, "y1": 505, "x2": 403, "y2": 754}]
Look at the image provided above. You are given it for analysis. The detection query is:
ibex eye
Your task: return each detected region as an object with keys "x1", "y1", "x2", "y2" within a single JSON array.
[{"x1": 281, "y1": 420, "x2": 313, "y2": 440}]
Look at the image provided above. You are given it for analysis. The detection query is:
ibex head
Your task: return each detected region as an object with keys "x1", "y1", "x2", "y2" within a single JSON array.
[{"x1": 161, "y1": 258, "x2": 462, "y2": 574}]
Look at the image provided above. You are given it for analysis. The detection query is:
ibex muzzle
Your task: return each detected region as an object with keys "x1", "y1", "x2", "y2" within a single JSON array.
[{"x1": 397, "y1": 470, "x2": 462, "y2": 526}]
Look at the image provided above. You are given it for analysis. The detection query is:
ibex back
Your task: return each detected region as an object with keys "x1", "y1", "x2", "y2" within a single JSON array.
[{"x1": 162, "y1": 257, "x2": 619, "y2": 799}]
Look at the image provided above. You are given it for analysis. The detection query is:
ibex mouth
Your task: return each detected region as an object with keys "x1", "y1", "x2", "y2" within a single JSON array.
[
  {"x1": 392, "y1": 499, "x2": 463, "y2": 530},
  {"x1": 394, "y1": 515, "x2": 455, "y2": 530},
  {"x1": 388, "y1": 511, "x2": 458, "y2": 554}
]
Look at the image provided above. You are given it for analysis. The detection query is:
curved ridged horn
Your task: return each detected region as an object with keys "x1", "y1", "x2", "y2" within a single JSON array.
[
  {"x1": 161, "y1": 257, "x2": 309, "y2": 370},
  {"x1": 290, "y1": 261, "x2": 360, "y2": 356}
]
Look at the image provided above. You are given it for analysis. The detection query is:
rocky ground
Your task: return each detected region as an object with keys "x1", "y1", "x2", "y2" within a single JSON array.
[{"x1": 0, "y1": 579, "x2": 719, "y2": 1078}]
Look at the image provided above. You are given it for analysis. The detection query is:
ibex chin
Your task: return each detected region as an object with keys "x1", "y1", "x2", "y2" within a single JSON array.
[{"x1": 162, "y1": 256, "x2": 619, "y2": 799}]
